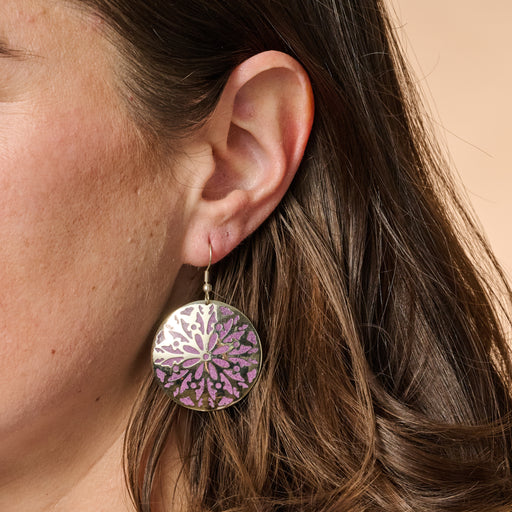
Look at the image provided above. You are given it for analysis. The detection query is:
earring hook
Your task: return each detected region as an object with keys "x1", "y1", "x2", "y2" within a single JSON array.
[{"x1": 203, "y1": 242, "x2": 213, "y2": 304}]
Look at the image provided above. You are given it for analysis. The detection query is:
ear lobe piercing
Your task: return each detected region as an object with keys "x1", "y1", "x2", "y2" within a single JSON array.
[{"x1": 152, "y1": 244, "x2": 263, "y2": 411}]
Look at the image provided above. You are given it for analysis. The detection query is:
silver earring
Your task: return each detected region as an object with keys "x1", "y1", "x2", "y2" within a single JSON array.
[{"x1": 152, "y1": 244, "x2": 262, "y2": 411}]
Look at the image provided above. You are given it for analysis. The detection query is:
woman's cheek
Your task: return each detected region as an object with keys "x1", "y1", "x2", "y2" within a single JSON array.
[{"x1": 0, "y1": 95, "x2": 167, "y2": 422}]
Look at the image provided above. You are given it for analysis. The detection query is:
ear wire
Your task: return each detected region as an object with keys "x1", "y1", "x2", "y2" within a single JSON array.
[{"x1": 203, "y1": 242, "x2": 213, "y2": 304}]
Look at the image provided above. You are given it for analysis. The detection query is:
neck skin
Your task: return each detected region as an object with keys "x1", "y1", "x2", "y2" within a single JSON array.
[
  {"x1": 0, "y1": 369, "x2": 185, "y2": 512},
  {"x1": 0, "y1": 351, "x2": 189, "y2": 512},
  {"x1": 0, "y1": 378, "x2": 138, "y2": 512},
  {"x1": 0, "y1": 270, "x2": 198, "y2": 512}
]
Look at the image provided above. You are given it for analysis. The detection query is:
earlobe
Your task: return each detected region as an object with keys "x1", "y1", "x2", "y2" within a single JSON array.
[{"x1": 181, "y1": 50, "x2": 314, "y2": 267}]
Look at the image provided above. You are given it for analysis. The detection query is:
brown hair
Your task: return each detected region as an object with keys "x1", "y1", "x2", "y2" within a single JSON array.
[{"x1": 71, "y1": 0, "x2": 512, "y2": 510}]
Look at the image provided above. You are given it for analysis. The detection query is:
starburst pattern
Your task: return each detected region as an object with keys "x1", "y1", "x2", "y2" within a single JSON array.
[{"x1": 152, "y1": 301, "x2": 262, "y2": 410}]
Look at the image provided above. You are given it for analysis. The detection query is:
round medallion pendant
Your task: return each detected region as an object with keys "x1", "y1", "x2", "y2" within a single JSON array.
[{"x1": 152, "y1": 300, "x2": 262, "y2": 411}]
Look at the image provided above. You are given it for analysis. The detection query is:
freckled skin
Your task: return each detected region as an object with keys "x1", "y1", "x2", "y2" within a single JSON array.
[{"x1": 0, "y1": 0, "x2": 187, "y2": 500}]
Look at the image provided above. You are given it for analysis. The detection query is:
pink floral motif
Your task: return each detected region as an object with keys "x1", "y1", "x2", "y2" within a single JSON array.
[{"x1": 153, "y1": 301, "x2": 261, "y2": 410}]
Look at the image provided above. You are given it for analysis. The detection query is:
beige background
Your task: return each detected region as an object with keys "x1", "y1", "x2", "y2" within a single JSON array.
[{"x1": 387, "y1": 1, "x2": 512, "y2": 276}]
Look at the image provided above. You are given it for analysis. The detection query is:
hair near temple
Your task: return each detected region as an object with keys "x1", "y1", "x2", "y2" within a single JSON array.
[{"x1": 70, "y1": 1, "x2": 512, "y2": 510}]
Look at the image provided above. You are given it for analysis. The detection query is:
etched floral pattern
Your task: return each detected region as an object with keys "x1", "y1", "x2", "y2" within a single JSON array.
[{"x1": 152, "y1": 300, "x2": 262, "y2": 410}]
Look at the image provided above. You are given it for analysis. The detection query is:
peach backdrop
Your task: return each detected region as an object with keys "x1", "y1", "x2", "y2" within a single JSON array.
[{"x1": 387, "y1": 1, "x2": 512, "y2": 275}]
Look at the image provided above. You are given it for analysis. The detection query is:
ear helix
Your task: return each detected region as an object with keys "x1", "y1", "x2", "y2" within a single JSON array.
[{"x1": 151, "y1": 243, "x2": 262, "y2": 411}]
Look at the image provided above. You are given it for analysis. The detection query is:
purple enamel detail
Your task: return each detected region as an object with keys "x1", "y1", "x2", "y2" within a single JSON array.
[
  {"x1": 155, "y1": 357, "x2": 180, "y2": 366},
  {"x1": 180, "y1": 373, "x2": 192, "y2": 393},
  {"x1": 182, "y1": 358, "x2": 201, "y2": 368},
  {"x1": 224, "y1": 370, "x2": 244, "y2": 382},
  {"x1": 220, "y1": 373, "x2": 233, "y2": 394},
  {"x1": 208, "y1": 332, "x2": 218, "y2": 352},
  {"x1": 196, "y1": 312, "x2": 205, "y2": 334},
  {"x1": 181, "y1": 319, "x2": 192, "y2": 338},
  {"x1": 213, "y1": 358, "x2": 230, "y2": 368},
  {"x1": 208, "y1": 363, "x2": 218, "y2": 380},
  {"x1": 195, "y1": 364, "x2": 204, "y2": 380},
  {"x1": 195, "y1": 331, "x2": 204, "y2": 351},
  {"x1": 247, "y1": 369, "x2": 257, "y2": 383},
  {"x1": 223, "y1": 331, "x2": 244, "y2": 344},
  {"x1": 219, "y1": 318, "x2": 233, "y2": 339},
  {"x1": 218, "y1": 397, "x2": 234, "y2": 407},
  {"x1": 212, "y1": 345, "x2": 231, "y2": 355},
  {"x1": 230, "y1": 344, "x2": 251, "y2": 355},
  {"x1": 153, "y1": 301, "x2": 262, "y2": 410},
  {"x1": 195, "y1": 379, "x2": 205, "y2": 400},
  {"x1": 207, "y1": 309, "x2": 217, "y2": 334},
  {"x1": 207, "y1": 379, "x2": 217, "y2": 401},
  {"x1": 169, "y1": 370, "x2": 188, "y2": 382}
]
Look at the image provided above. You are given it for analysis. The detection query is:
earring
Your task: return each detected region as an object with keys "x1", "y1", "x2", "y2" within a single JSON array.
[{"x1": 152, "y1": 244, "x2": 262, "y2": 411}]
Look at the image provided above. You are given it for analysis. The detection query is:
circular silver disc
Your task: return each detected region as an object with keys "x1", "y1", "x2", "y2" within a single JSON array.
[{"x1": 152, "y1": 300, "x2": 262, "y2": 411}]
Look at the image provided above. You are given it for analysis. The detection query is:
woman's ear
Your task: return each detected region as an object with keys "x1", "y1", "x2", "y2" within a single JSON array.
[{"x1": 179, "y1": 50, "x2": 314, "y2": 266}]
